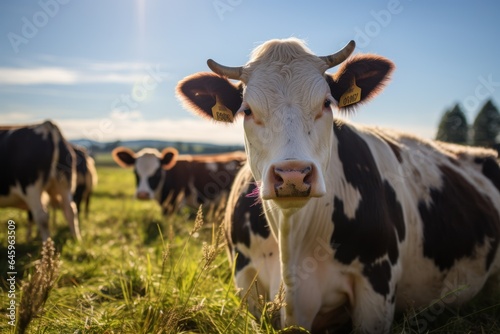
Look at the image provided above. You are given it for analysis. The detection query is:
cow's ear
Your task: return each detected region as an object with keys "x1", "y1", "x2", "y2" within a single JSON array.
[
  {"x1": 327, "y1": 55, "x2": 394, "y2": 112},
  {"x1": 176, "y1": 72, "x2": 243, "y2": 123},
  {"x1": 112, "y1": 147, "x2": 136, "y2": 168},
  {"x1": 161, "y1": 147, "x2": 178, "y2": 170}
]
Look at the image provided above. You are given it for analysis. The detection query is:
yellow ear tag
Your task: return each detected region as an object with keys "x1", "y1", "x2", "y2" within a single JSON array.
[
  {"x1": 338, "y1": 79, "x2": 362, "y2": 108},
  {"x1": 211, "y1": 97, "x2": 234, "y2": 123}
]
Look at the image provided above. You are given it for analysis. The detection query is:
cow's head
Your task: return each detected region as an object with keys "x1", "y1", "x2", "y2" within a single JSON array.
[
  {"x1": 112, "y1": 147, "x2": 178, "y2": 200},
  {"x1": 177, "y1": 38, "x2": 393, "y2": 210}
]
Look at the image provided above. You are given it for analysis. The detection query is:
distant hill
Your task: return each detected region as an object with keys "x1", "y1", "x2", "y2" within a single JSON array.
[{"x1": 70, "y1": 139, "x2": 245, "y2": 155}]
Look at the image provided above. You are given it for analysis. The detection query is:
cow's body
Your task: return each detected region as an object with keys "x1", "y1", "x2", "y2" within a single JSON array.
[
  {"x1": 177, "y1": 38, "x2": 500, "y2": 333},
  {"x1": 112, "y1": 147, "x2": 246, "y2": 214},
  {"x1": 0, "y1": 120, "x2": 81, "y2": 241}
]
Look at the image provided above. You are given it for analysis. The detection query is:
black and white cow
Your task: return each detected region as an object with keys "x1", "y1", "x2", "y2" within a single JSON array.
[
  {"x1": 0, "y1": 120, "x2": 81, "y2": 241},
  {"x1": 177, "y1": 38, "x2": 500, "y2": 333},
  {"x1": 112, "y1": 146, "x2": 246, "y2": 215}
]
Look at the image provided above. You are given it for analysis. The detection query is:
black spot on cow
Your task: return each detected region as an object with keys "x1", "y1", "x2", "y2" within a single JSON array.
[
  {"x1": 231, "y1": 182, "x2": 270, "y2": 249},
  {"x1": 331, "y1": 122, "x2": 406, "y2": 271},
  {"x1": 363, "y1": 260, "x2": 392, "y2": 298},
  {"x1": 418, "y1": 164, "x2": 500, "y2": 271},
  {"x1": 474, "y1": 157, "x2": 500, "y2": 193},
  {"x1": 148, "y1": 168, "x2": 162, "y2": 190},
  {"x1": 235, "y1": 248, "x2": 251, "y2": 271}
]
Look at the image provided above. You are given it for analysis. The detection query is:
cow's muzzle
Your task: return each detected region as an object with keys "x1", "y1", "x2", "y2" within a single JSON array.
[
  {"x1": 136, "y1": 191, "x2": 152, "y2": 200},
  {"x1": 262, "y1": 160, "x2": 325, "y2": 199}
]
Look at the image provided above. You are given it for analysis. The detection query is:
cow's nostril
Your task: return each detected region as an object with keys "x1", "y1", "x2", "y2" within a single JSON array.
[
  {"x1": 274, "y1": 169, "x2": 284, "y2": 184},
  {"x1": 303, "y1": 166, "x2": 313, "y2": 185}
]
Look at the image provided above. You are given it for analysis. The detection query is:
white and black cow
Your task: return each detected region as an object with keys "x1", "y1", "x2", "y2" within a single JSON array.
[
  {"x1": 176, "y1": 38, "x2": 500, "y2": 333},
  {"x1": 0, "y1": 120, "x2": 81, "y2": 241},
  {"x1": 112, "y1": 146, "x2": 246, "y2": 215}
]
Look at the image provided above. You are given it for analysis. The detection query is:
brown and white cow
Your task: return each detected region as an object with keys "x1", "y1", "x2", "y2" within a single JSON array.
[
  {"x1": 0, "y1": 120, "x2": 81, "y2": 241},
  {"x1": 177, "y1": 38, "x2": 500, "y2": 333},
  {"x1": 112, "y1": 146, "x2": 246, "y2": 215}
]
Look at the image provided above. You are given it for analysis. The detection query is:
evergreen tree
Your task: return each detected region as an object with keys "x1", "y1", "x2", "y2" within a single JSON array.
[
  {"x1": 435, "y1": 104, "x2": 468, "y2": 145},
  {"x1": 472, "y1": 99, "x2": 500, "y2": 148}
]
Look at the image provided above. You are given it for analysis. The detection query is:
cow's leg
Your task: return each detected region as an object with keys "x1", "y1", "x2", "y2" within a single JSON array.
[
  {"x1": 283, "y1": 279, "x2": 323, "y2": 330},
  {"x1": 234, "y1": 249, "x2": 281, "y2": 326},
  {"x1": 73, "y1": 184, "x2": 84, "y2": 218},
  {"x1": 24, "y1": 188, "x2": 50, "y2": 241},
  {"x1": 84, "y1": 190, "x2": 91, "y2": 219},
  {"x1": 350, "y1": 278, "x2": 396, "y2": 334},
  {"x1": 60, "y1": 191, "x2": 81, "y2": 240},
  {"x1": 48, "y1": 177, "x2": 81, "y2": 240},
  {"x1": 235, "y1": 264, "x2": 265, "y2": 318}
]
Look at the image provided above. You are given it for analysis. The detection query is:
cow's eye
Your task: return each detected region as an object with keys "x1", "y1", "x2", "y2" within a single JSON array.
[
  {"x1": 324, "y1": 99, "x2": 332, "y2": 108},
  {"x1": 244, "y1": 108, "x2": 252, "y2": 116}
]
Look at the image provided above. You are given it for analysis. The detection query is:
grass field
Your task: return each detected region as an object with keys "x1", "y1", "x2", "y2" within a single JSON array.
[{"x1": 1, "y1": 162, "x2": 499, "y2": 333}]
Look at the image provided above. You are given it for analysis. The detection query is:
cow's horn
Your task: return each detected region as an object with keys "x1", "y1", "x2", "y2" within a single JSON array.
[
  {"x1": 319, "y1": 40, "x2": 356, "y2": 69},
  {"x1": 207, "y1": 59, "x2": 243, "y2": 80}
]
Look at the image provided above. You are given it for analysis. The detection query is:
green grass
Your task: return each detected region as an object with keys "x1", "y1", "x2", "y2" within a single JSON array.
[{"x1": 0, "y1": 166, "x2": 499, "y2": 333}]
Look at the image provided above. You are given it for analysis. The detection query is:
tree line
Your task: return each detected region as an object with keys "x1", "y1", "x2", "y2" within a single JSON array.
[{"x1": 436, "y1": 99, "x2": 500, "y2": 153}]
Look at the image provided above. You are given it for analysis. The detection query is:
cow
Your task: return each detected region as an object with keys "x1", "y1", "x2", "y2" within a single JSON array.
[
  {"x1": 0, "y1": 120, "x2": 81, "y2": 241},
  {"x1": 176, "y1": 38, "x2": 500, "y2": 333},
  {"x1": 111, "y1": 146, "x2": 246, "y2": 215}
]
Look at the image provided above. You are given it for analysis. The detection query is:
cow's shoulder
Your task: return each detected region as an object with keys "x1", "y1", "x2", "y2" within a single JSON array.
[
  {"x1": 227, "y1": 165, "x2": 269, "y2": 250},
  {"x1": 331, "y1": 121, "x2": 405, "y2": 274}
]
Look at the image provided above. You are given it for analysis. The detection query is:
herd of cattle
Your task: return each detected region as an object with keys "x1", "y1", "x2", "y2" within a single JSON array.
[{"x1": 2, "y1": 38, "x2": 500, "y2": 333}]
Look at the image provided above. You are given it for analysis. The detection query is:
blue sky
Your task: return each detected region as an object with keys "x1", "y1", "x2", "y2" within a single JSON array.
[{"x1": 1, "y1": 0, "x2": 500, "y2": 144}]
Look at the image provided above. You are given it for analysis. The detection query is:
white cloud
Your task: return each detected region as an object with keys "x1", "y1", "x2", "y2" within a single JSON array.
[
  {"x1": 0, "y1": 67, "x2": 78, "y2": 85},
  {"x1": 0, "y1": 111, "x2": 35, "y2": 123},
  {"x1": 0, "y1": 61, "x2": 169, "y2": 85},
  {"x1": 110, "y1": 109, "x2": 143, "y2": 121},
  {"x1": 87, "y1": 62, "x2": 151, "y2": 72},
  {"x1": 0, "y1": 66, "x2": 146, "y2": 85}
]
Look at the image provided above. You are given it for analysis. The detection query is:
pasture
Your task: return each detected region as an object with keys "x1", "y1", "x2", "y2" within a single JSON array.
[{"x1": 1, "y1": 158, "x2": 499, "y2": 333}]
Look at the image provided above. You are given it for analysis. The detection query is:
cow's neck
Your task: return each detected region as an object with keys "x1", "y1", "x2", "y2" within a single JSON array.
[
  {"x1": 264, "y1": 196, "x2": 335, "y2": 327},
  {"x1": 262, "y1": 125, "x2": 339, "y2": 328}
]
